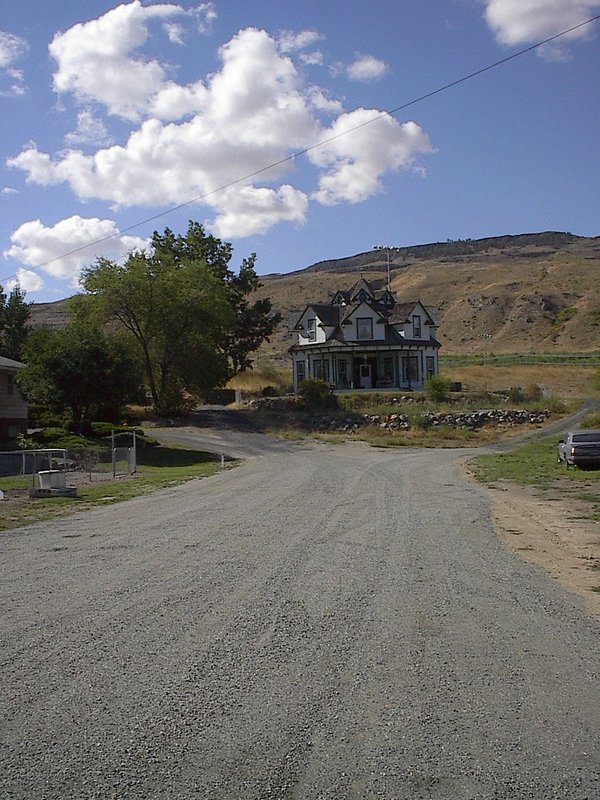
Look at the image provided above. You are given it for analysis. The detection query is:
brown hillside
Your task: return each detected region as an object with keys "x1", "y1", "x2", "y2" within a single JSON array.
[
  {"x1": 255, "y1": 233, "x2": 600, "y2": 361},
  {"x1": 29, "y1": 232, "x2": 600, "y2": 361}
]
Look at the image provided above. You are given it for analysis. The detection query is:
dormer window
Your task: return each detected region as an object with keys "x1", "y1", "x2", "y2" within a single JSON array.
[
  {"x1": 356, "y1": 318, "x2": 373, "y2": 340},
  {"x1": 412, "y1": 314, "x2": 422, "y2": 337},
  {"x1": 307, "y1": 317, "x2": 316, "y2": 341}
]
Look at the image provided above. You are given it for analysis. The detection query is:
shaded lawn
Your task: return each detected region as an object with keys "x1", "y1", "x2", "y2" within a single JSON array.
[{"x1": 0, "y1": 445, "x2": 233, "y2": 532}]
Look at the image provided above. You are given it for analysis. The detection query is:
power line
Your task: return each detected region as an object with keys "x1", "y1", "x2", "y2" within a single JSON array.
[{"x1": 2, "y1": 13, "x2": 598, "y2": 287}]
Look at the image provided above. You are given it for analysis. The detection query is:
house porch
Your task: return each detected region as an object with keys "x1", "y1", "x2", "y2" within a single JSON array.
[{"x1": 294, "y1": 348, "x2": 436, "y2": 392}]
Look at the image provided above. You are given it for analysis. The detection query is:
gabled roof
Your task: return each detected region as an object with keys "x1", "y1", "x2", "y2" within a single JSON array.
[
  {"x1": 293, "y1": 303, "x2": 341, "y2": 329},
  {"x1": 387, "y1": 302, "x2": 416, "y2": 324},
  {"x1": 388, "y1": 300, "x2": 436, "y2": 326},
  {"x1": 339, "y1": 299, "x2": 388, "y2": 326},
  {"x1": 348, "y1": 276, "x2": 376, "y2": 303},
  {"x1": 311, "y1": 304, "x2": 342, "y2": 327}
]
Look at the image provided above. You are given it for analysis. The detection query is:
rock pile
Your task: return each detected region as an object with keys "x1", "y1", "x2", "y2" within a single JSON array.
[
  {"x1": 309, "y1": 408, "x2": 551, "y2": 432},
  {"x1": 422, "y1": 408, "x2": 551, "y2": 429},
  {"x1": 245, "y1": 395, "x2": 301, "y2": 411}
]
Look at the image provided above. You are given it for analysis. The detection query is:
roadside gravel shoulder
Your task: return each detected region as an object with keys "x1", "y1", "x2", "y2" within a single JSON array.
[
  {"x1": 482, "y1": 480, "x2": 600, "y2": 617},
  {"x1": 462, "y1": 398, "x2": 600, "y2": 619}
]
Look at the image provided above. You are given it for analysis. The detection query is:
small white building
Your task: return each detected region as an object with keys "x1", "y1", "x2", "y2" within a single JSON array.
[{"x1": 290, "y1": 277, "x2": 441, "y2": 392}]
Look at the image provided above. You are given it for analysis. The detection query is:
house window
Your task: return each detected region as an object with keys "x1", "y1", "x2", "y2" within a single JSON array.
[
  {"x1": 426, "y1": 356, "x2": 435, "y2": 378},
  {"x1": 307, "y1": 318, "x2": 316, "y2": 341},
  {"x1": 402, "y1": 356, "x2": 419, "y2": 384},
  {"x1": 322, "y1": 359, "x2": 330, "y2": 382},
  {"x1": 6, "y1": 374, "x2": 14, "y2": 395},
  {"x1": 356, "y1": 317, "x2": 373, "y2": 340},
  {"x1": 313, "y1": 359, "x2": 323, "y2": 379},
  {"x1": 296, "y1": 361, "x2": 305, "y2": 385},
  {"x1": 412, "y1": 315, "x2": 422, "y2": 338},
  {"x1": 337, "y1": 359, "x2": 348, "y2": 386},
  {"x1": 383, "y1": 357, "x2": 393, "y2": 382}
]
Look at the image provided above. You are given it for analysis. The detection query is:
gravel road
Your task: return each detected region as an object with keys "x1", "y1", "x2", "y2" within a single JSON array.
[{"x1": 1, "y1": 435, "x2": 599, "y2": 799}]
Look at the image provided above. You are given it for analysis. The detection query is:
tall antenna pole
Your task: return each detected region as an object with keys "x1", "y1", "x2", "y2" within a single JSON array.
[{"x1": 387, "y1": 250, "x2": 391, "y2": 291}]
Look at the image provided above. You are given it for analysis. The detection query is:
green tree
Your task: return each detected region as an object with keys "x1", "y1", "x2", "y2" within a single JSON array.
[
  {"x1": 19, "y1": 322, "x2": 143, "y2": 432},
  {"x1": 81, "y1": 222, "x2": 280, "y2": 415},
  {"x1": 0, "y1": 283, "x2": 31, "y2": 361}
]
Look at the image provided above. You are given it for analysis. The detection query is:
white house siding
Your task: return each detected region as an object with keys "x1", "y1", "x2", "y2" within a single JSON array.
[
  {"x1": 295, "y1": 309, "x2": 330, "y2": 345},
  {"x1": 402, "y1": 302, "x2": 432, "y2": 341},
  {"x1": 343, "y1": 303, "x2": 386, "y2": 342}
]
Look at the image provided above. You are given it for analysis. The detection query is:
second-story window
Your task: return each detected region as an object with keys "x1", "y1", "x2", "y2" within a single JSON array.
[
  {"x1": 307, "y1": 318, "x2": 316, "y2": 341},
  {"x1": 356, "y1": 317, "x2": 373, "y2": 340},
  {"x1": 412, "y1": 314, "x2": 422, "y2": 337}
]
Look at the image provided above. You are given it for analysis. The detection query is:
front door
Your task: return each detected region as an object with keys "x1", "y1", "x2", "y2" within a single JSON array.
[{"x1": 359, "y1": 363, "x2": 372, "y2": 389}]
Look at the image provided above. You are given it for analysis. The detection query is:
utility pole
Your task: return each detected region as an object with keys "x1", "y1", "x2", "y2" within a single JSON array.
[{"x1": 386, "y1": 250, "x2": 391, "y2": 291}]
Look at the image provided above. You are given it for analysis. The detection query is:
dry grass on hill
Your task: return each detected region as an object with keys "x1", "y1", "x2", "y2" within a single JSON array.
[
  {"x1": 29, "y1": 233, "x2": 600, "y2": 365},
  {"x1": 254, "y1": 235, "x2": 600, "y2": 360}
]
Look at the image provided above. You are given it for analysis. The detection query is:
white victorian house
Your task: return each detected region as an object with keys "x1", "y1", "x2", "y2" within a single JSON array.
[{"x1": 290, "y1": 277, "x2": 441, "y2": 392}]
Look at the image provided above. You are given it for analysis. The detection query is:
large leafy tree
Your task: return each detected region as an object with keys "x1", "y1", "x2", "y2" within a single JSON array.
[
  {"x1": 20, "y1": 320, "x2": 143, "y2": 432},
  {"x1": 0, "y1": 283, "x2": 31, "y2": 361},
  {"x1": 81, "y1": 222, "x2": 281, "y2": 415}
]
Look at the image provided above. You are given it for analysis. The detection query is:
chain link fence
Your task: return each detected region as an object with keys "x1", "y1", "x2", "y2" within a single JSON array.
[{"x1": 0, "y1": 446, "x2": 137, "y2": 481}]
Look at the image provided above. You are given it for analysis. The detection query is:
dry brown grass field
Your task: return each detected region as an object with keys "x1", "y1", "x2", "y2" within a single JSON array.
[
  {"x1": 225, "y1": 363, "x2": 597, "y2": 405},
  {"x1": 448, "y1": 364, "x2": 596, "y2": 400}
]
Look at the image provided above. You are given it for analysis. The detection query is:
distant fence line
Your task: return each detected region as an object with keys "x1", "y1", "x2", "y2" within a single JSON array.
[{"x1": 440, "y1": 353, "x2": 600, "y2": 368}]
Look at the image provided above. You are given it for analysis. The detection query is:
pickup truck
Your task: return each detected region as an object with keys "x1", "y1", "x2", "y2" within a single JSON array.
[{"x1": 557, "y1": 430, "x2": 600, "y2": 468}]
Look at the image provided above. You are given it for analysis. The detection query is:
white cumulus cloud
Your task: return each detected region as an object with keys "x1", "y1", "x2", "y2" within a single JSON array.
[
  {"x1": 483, "y1": 0, "x2": 600, "y2": 55},
  {"x1": 4, "y1": 216, "x2": 148, "y2": 288},
  {"x1": 8, "y1": 17, "x2": 435, "y2": 240},
  {"x1": 49, "y1": 1, "x2": 188, "y2": 120},
  {"x1": 65, "y1": 110, "x2": 114, "y2": 146},
  {"x1": 9, "y1": 28, "x2": 323, "y2": 215},
  {"x1": 0, "y1": 31, "x2": 28, "y2": 95},
  {"x1": 194, "y1": 3, "x2": 218, "y2": 34},
  {"x1": 277, "y1": 29, "x2": 323, "y2": 53},
  {"x1": 7, "y1": 268, "x2": 44, "y2": 294},
  {"x1": 346, "y1": 54, "x2": 389, "y2": 82},
  {"x1": 209, "y1": 185, "x2": 309, "y2": 238},
  {"x1": 0, "y1": 30, "x2": 27, "y2": 67},
  {"x1": 164, "y1": 22, "x2": 186, "y2": 45},
  {"x1": 310, "y1": 112, "x2": 434, "y2": 206}
]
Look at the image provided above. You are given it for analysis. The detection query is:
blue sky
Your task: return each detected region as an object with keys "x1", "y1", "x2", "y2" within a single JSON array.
[{"x1": 1, "y1": 0, "x2": 598, "y2": 301}]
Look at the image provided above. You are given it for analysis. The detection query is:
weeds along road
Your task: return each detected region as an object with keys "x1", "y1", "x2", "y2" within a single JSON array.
[{"x1": 1, "y1": 438, "x2": 599, "y2": 799}]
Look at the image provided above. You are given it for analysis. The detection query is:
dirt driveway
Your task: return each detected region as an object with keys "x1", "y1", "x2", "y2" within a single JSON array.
[
  {"x1": 1, "y1": 440, "x2": 599, "y2": 799},
  {"x1": 154, "y1": 407, "x2": 600, "y2": 619}
]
